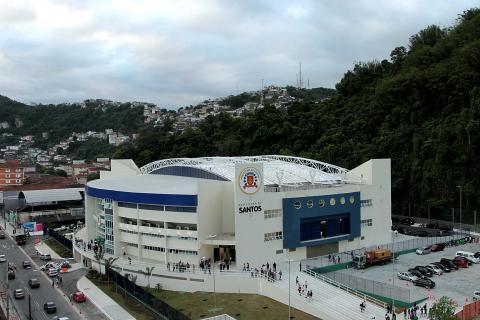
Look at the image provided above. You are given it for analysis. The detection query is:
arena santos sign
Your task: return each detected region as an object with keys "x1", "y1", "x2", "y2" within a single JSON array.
[{"x1": 234, "y1": 163, "x2": 264, "y2": 215}]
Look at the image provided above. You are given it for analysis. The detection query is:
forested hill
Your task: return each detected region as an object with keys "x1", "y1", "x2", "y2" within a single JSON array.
[
  {"x1": 0, "y1": 96, "x2": 145, "y2": 142},
  {"x1": 115, "y1": 8, "x2": 480, "y2": 220}
]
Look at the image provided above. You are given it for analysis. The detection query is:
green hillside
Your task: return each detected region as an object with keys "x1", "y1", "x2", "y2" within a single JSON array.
[
  {"x1": 117, "y1": 8, "x2": 480, "y2": 221},
  {"x1": 0, "y1": 97, "x2": 145, "y2": 144}
]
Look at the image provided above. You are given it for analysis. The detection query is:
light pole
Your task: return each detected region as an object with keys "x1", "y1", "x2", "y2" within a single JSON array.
[
  {"x1": 457, "y1": 186, "x2": 462, "y2": 235},
  {"x1": 391, "y1": 231, "x2": 395, "y2": 316},
  {"x1": 288, "y1": 259, "x2": 291, "y2": 320}
]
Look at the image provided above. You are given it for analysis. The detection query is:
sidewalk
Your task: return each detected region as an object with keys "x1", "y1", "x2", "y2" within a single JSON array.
[{"x1": 77, "y1": 276, "x2": 136, "y2": 320}]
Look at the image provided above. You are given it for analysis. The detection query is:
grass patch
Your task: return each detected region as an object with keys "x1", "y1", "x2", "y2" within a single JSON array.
[
  {"x1": 43, "y1": 238, "x2": 73, "y2": 258},
  {"x1": 88, "y1": 275, "x2": 158, "y2": 320},
  {"x1": 149, "y1": 289, "x2": 319, "y2": 320}
]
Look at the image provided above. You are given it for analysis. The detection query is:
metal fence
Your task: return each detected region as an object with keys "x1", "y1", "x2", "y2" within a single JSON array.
[
  {"x1": 325, "y1": 270, "x2": 412, "y2": 303},
  {"x1": 47, "y1": 228, "x2": 73, "y2": 250},
  {"x1": 107, "y1": 268, "x2": 191, "y2": 320}
]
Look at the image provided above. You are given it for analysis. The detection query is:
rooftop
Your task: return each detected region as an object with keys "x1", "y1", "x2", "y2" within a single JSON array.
[{"x1": 140, "y1": 155, "x2": 363, "y2": 186}]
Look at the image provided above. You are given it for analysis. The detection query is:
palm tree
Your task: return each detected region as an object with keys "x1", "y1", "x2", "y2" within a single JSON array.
[
  {"x1": 104, "y1": 257, "x2": 118, "y2": 286},
  {"x1": 129, "y1": 274, "x2": 138, "y2": 295},
  {"x1": 93, "y1": 247, "x2": 104, "y2": 275},
  {"x1": 144, "y1": 266, "x2": 155, "y2": 288}
]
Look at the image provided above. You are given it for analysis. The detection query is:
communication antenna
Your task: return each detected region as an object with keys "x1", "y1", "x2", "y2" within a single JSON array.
[{"x1": 299, "y1": 62, "x2": 303, "y2": 89}]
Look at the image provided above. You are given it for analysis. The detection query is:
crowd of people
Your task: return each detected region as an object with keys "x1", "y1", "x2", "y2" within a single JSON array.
[
  {"x1": 245, "y1": 261, "x2": 283, "y2": 282},
  {"x1": 328, "y1": 254, "x2": 342, "y2": 264},
  {"x1": 402, "y1": 303, "x2": 427, "y2": 319},
  {"x1": 167, "y1": 261, "x2": 193, "y2": 272},
  {"x1": 295, "y1": 276, "x2": 313, "y2": 301}
]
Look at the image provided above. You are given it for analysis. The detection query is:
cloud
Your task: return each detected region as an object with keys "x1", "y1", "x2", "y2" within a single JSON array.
[{"x1": 0, "y1": 0, "x2": 477, "y2": 108}]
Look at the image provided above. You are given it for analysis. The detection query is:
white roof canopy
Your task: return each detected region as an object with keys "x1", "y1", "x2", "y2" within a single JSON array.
[
  {"x1": 141, "y1": 155, "x2": 363, "y2": 186},
  {"x1": 19, "y1": 188, "x2": 84, "y2": 204}
]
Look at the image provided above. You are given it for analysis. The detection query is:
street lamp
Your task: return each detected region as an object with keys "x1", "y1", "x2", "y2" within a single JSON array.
[
  {"x1": 288, "y1": 259, "x2": 291, "y2": 320},
  {"x1": 457, "y1": 186, "x2": 462, "y2": 235},
  {"x1": 391, "y1": 231, "x2": 395, "y2": 317}
]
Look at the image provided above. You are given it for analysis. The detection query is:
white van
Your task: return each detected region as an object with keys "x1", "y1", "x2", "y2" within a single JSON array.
[{"x1": 456, "y1": 251, "x2": 480, "y2": 264}]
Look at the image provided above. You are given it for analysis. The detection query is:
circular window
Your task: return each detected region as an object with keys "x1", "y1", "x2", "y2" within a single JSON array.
[
  {"x1": 349, "y1": 196, "x2": 355, "y2": 204},
  {"x1": 294, "y1": 201, "x2": 301, "y2": 209},
  {"x1": 330, "y1": 198, "x2": 336, "y2": 206},
  {"x1": 340, "y1": 197, "x2": 346, "y2": 205},
  {"x1": 307, "y1": 200, "x2": 313, "y2": 208},
  {"x1": 319, "y1": 199, "x2": 325, "y2": 207}
]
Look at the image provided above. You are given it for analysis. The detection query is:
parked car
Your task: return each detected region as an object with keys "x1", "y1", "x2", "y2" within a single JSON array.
[
  {"x1": 40, "y1": 253, "x2": 52, "y2": 261},
  {"x1": 440, "y1": 258, "x2": 459, "y2": 270},
  {"x1": 408, "y1": 269, "x2": 425, "y2": 279},
  {"x1": 430, "y1": 243, "x2": 445, "y2": 252},
  {"x1": 23, "y1": 261, "x2": 31, "y2": 269},
  {"x1": 452, "y1": 257, "x2": 469, "y2": 268},
  {"x1": 0, "y1": 254, "x2": 6, "y2": 263},
  {"x1": 47, "y1": 268, "x2": 58, "y2": 277},
  {"x1": 51, "y1": 317, "x2": 69, "y2": 320},
  {"x1": 438, "y1": 225, "x2": 453, "y2": 231},
  {"x1": 28, "y1": 278, "x2": 40, "y2": 288},
  {"x1": 400, "y1": 218, "x2": 415, "y2": 225},
  {"x1": 474, "y1": 252, "x2": 480, "y2": 258},
  {"x1": 413, "y1": 278, "x2": 435, "y2": 289},
  {"x1": 397, "y1": 272, "x2": 418, "y2": 282},
  {"x1": 392, "y1": 217, "x2": 400, "y2": 223},
  {"x1": 412, "y1": 266, "x2": 433, "y2": 277},
  {"x1": 44, "y1": 302, "x2": 57, "y2": 313},
  {"x1": 72, "y1": 292, "x2": 86, "y2": 303},
  {"x1": 473, "y1": 291, "x2": 480, "y2": 301},
  {"x1": 13, "y1": 289, "x2": 25, "y2": 299},
  {"x1": 456, "y1": 251, "x2": 480, "y2": 264},
  {"x1": 41, "y1": 262, "x2": 58, "y2": 271},
  {"x1": 411, "y1": 231, "x2": 432, "y2": 237},
  {"x1": 425, "y1": 264, "x2": 443, "y2": 275},
  {"x1": 0, "y1": 232, "x2": 5, "y2": 239},
  {"x1": 416, "y1": 246, "x2": 431, "y2": 255},
  {"x1": 431, "y1": 262, "x2": 451, "y2": 273}
]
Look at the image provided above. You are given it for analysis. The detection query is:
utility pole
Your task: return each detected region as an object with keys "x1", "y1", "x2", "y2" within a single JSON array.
[
  {"x1": 474, "y1": 210, "x2": 477, "y2": 232},
  {"x1": 458, "y1": 186, "x2": 462, "y2": 234},
  {"x1": 452, "y1": 208, "x2": 455, "y2": 226},
  {"x1": 29, "y1": 293, "x2": 32, "y2": 320},
  {"x1": 6, "y1": 259, "x2": 9, "y2": 320},
  {"x1": 288, "y1": 259, "x2": 291, "y2": 320}
]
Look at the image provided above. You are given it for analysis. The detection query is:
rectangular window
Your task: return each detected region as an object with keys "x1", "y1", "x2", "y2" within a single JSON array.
[
  {"x1": 118, "y1": 202, "x2": 138, "y2": 209},
  {"x1": 5, "y1": 174, "x2": 10, "y2": 178},
  {"x1": 300, "y1": 215, "x2": 350, "y2": 241},
  {"x1": 264, "y1": 231, "x2": 283, "y2": 242},
  {"x1": 276, "y1": 249, "x2": 284, "y2": 254},
  {"x1": 361, "y1": 219, "x2": 373, "y2": 227},
  {"x1": 16, "y1": 174, "x2": 21, "y2": 178},
  {"x1": 139, "y1": 204, "x2": 165, "y2": 211},
  {"x1": 360, "y1": 199, "x2": 373, "y2": 207},
  {"x1": 288, "y1": 248, "x2": 296, "y2": 252},
  {"x1": 264, "y1": 209, "x2": 282, "y2": 219},
  {"x1": 165, "y1": 205, "x2": 196, "y2": 213},
  {"x1": 15, "y1": 169, "x2": 21, "y2": 172},
  {"x1": 5, "y1": 180, "x2": 10, "y2": 184},
  {"x1": 5, "y1": 169, "x2": 10, "y2": 172}
]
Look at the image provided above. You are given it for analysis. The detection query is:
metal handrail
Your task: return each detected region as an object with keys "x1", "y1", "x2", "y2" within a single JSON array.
[{"x1": 303, "y1": 269, "x2": 387, "y2": 309}]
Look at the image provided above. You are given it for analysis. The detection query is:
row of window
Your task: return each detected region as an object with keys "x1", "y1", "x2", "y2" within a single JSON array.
[
  {"x1": 1, "y1": 179, "x2": 21, "y2": 184},
  {"x1": 120, "y1": 229, "x2": 197, "y2": 241},
  {"x1": 118, "y1": 202, "x2": 197, "y2": 213},
  {"x1": 143, "y1": 245, "x2": 165, "y2": 252},
  {"x1": 264, "y1": 209, "x2": 282, "y2": 219},
  {"x1": 361, "y1": 219, "x2": 373, "y2": 227},
  {"x1": 3, "y1": 169, "x2": 21, "y2": 172},
  {"x1": 169, "y1": 249, "x2": 198, "y2": 256},
  {"x1": 360, "y1": 199, "x2": 373, "y2": 207},
  {"x1": 3, "y1": 174, "x2": 22, "y2": 178},
  {"x1": 126, "y1": 242, "x2": 138, "y2": 248},
  {"x1": 294, "y1": 196, "x2": 355, "y2": 210},
  {"x1": 264, "y1": 231, "x2": 283, "y2": 242}
]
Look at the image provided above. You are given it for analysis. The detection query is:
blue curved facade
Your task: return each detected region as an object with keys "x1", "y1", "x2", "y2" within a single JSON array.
[{"x1": 85, "y1": 185, "x2": 198, "y2": 206}]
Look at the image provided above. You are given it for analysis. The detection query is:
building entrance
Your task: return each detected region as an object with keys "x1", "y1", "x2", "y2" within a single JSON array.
[{"x1": 213, "y1": 245, "x2": 236, "y2": 262}]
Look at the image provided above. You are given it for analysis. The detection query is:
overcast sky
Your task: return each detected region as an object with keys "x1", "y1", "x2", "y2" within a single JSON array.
[{"x1": 0, "y1": 0, "x2": 477, "y2": 108}]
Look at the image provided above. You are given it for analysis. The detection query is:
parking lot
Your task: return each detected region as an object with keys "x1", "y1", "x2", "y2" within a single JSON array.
[{"x1": 331, "y1": 241, "x2": 480, "y2": 306}]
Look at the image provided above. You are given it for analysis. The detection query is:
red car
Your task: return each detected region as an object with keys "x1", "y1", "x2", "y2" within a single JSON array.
[
  {"x1": 72, "y1": 292, "x2": 87, "y2": 303},
  {"x1": 453, "y1": 257, "x2": 469, "y2": 268}
]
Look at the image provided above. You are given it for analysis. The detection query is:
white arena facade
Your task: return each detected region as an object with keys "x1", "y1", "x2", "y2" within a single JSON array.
[{"x1": 81, "y1": 155, "x2": 392, "y2": 269}]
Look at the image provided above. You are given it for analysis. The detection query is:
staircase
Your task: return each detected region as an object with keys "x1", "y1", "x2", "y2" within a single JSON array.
[{"x1": 259, "y1": 269, "x2": 388, "y2": 320}]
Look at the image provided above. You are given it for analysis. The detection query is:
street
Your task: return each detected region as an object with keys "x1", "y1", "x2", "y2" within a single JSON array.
[{"x1": 0, "y1": 236, "x2": 81, "y2": 320}]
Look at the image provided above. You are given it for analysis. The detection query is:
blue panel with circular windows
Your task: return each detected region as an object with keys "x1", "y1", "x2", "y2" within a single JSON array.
[{"x1": 282, "y1": 192, "x2": 361, "y2": 249}]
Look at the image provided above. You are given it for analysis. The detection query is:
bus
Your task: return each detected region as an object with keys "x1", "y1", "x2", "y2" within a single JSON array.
[{"x1": 14, "y1": 230, "x2": 26, "y2": 245}]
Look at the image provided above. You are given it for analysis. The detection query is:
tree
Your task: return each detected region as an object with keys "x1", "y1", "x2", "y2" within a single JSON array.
[
  {"x1": 428, "y1": 296, "x2": 457, "y2": 320},
  {"x1": 144, "y1": 266, "x2": 155, "y2": 288},
  {"x1": 94, "y1": 247, "x2": 104, "y2": 275},
  {"x1": 104, "y1": 257, "x2": 118, "y2": 285},
  {"x1": 87, "y1": 172, "x2": 100, "y2": 181}
]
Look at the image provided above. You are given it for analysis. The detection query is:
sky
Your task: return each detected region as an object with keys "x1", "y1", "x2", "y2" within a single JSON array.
[{"x1": 0, "y1": 0, "x2": 477, "y2": 108}]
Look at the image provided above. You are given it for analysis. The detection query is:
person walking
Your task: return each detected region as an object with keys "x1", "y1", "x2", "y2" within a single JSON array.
[{"x1": 279, "y1": 270, "x2": 282, "y2": 280}]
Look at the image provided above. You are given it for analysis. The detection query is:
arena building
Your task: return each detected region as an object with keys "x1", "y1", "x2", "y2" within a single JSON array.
[{"x1": 83, "y1": 156, "x2": 391, "y2": 268}]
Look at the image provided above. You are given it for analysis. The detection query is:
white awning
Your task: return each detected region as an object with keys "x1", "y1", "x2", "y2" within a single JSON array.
[{"x1": 19, "y1": 188, "x2": 84, "y2": 204}]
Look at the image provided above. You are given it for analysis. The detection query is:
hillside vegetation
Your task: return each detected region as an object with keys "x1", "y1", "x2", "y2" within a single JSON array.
[{"x1": 116, "y1": 8, "x2": 480, "y2": 221}]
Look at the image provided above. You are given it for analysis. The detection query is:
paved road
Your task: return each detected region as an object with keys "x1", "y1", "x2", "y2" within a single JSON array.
[
  {"x1": 0, "y1": 237, "x2": 81, "y2": 320},
  {"x1": 19, "y1": 234, "x2": 108, "y2": 320}
]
